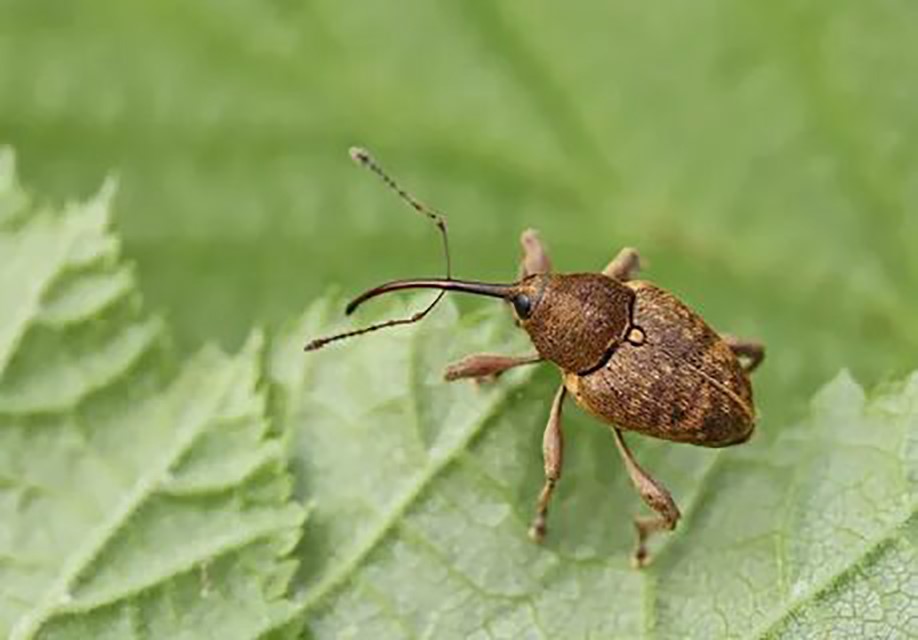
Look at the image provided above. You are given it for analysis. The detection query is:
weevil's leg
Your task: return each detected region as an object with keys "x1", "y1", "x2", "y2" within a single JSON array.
[
  {"x1": 528, "y1": 384, "x2": 567, "y2": 543},
  {"x1": 602, "y1": 247, "x2": 642, "y2": 281},
  {"x1": 443, "y1": 353, "x2": 543, "y2": 382},
  {"x1": 444, "y1": 228, "x2": 550, "y2": 384},
  {"x1": 518, "y1": 228, "x2": 553, "y2": 278},
  {"x1": 610, "y1": 427, "x2": 681, "y2": 568},
  {"x1": 722, "y1": 335, "x2": 765, "y2": 373}
]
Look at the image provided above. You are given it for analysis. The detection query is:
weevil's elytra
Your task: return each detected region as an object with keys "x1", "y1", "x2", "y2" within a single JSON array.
[
  {"x1": 563, "y1": 281, "x2": 756, "y2": 448},
  {"x1": 305, "y1": 148, "x2": 765, "y2": 567}
]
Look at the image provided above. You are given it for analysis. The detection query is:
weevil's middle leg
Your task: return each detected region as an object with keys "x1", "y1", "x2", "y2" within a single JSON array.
[
  {"x1": 443, "y1": 353, "x2": 542, "y2": 382},
  {"x1": 603, "y1": 247, "x2": 642, "y2": 282},
  {"x1": 611, "y1": 427, "x2": 681, "y2": 568},
  {"x1": 722, "y1": 335, "x2": 765, "y2": 373},
  {"x1": 528, "y1": 384, "x2": 567, "y2": 543}
]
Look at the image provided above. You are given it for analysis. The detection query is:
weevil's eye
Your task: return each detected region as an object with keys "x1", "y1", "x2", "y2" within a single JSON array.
[{"x1": 512, "y1": 294, "x2": 533, "y2": 319}]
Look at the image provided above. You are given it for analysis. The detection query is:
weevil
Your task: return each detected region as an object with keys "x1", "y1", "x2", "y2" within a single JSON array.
[{"x1": 306, "y1": 147, "x2": 764, "y2": 567}]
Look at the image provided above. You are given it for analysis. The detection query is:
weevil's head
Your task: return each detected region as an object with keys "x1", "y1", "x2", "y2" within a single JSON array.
[
  {"x1": 315, "y1": 272, "x2": 636, "y2": 375},
  {"x1": 509, "y1": 273, "x2": 635, "y2": 373}
]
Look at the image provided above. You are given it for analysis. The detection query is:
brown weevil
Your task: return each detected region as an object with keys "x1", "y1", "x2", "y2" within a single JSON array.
[{"x1": 306, "y1": 147, "x2": 764, "y2": 567}]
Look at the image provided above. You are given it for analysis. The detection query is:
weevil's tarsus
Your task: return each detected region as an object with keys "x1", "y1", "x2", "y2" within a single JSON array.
[
  {"x1": 632, "y1": 515, "x2": 676, "y2": 569},
  {"x1": 722, "y1": 335, "x2": 765, "y2": 373},
  {"x1": 603, "y1": 247, "x2": 642, "y2": 282},
  {"x1": 529, "y1": 384, "x2": 567, "y2": 543},
  {"x1": 443, "y1": 352, "x2": 543, "y2": 383},
  {"x1": 305, "y1": 147, "x2": 457, "y2": 352},
  {"x1": 610, "y1": 427, "x2": 681, "y2": 568}
]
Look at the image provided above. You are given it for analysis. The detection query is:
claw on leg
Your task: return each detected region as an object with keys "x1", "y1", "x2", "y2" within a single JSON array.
[{"x1": 632, "y1": 514, "x2": 677, "y2": 569}]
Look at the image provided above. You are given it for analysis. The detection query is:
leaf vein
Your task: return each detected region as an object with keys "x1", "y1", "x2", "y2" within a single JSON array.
[
  {"x1": 295, "y1": 370, "x2": 534, "y2": 618},
  {"x1": 9, "y1": 359, "x2": 239, "y2": 639}
]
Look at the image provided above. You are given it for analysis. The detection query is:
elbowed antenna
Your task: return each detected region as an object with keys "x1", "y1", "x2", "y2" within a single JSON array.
[
  {"x1": 349, "y1": 147, "x2": 451, "y2": 281},
  {"x1": 304, "y1": 278, "x2": 514, "y2": 352},
  {"x1": 305, "y1": 147, "x2": 516, "y2": 353}
]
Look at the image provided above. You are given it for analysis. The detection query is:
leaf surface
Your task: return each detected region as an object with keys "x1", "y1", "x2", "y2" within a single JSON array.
[
  {"x1": 3, "y1": 0, "x2": 918, "y2": 636},
  {"x1": 272, "y1": 297, "x2": 917, "y2": 639},
  {"x1": 0, "y1": 151, "x2": 305, "y2": 640}
]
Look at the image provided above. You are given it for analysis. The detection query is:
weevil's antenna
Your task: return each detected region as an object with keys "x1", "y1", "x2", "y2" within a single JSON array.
[
  {"x1": 304, "y1": 147, "x2": 454, "y2": 352},
  {"x1": 349, "y1": 147, "x2": 452, "y2": 281}
]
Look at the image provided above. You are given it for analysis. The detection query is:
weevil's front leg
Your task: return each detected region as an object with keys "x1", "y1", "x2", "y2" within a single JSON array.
[
  {"x1": 518, "y1": 228, "x2": 552, "y2": 278},
  {"x1": 445, "y1": 229, "x2": 550, "y2": 383},
  {"x1": 443, "y1": 353, "x2": 542, "y2": 382},
  {"x1": 610, "y1": 427, "x2": 681, "y2": 568},
  {"x1": 602, "y1": 247, "x2": 642, "y2": 282},
  {"x1": 528, "y1": 384, "x2": 567, "y2": 543},
  {"x1": 722, "y1": 335, "x2": 765, "y2": 373}
]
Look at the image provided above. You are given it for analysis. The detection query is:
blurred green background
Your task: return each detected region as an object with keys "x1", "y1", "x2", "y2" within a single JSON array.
[{"x1": 2, "y1": 0, "x2": 917, "y2": 427}]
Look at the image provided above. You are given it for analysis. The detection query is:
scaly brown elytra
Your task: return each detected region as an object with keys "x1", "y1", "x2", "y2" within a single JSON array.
[{"x1": 306, "y1": 147, "x2": 765, "y2": 567}]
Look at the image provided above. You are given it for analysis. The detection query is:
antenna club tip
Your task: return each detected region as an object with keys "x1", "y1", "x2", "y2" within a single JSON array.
[{"x1": 349, "y1": 146, "x2": 372, "y2": 166}]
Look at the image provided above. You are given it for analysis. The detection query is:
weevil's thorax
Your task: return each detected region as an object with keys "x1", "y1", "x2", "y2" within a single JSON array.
[{"x1": 516, "y1": 273, "x2": 635, "y2": 374}]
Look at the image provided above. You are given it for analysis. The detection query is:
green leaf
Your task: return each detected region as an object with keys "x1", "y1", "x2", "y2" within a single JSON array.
[
  {"x1": 272, "y1": 296, "x2": 917, "y2": 639},
  {"x1": 4, "y1": 0, "x2": 918, "y2": 635},
  {"x1": 0, "y1": 150, "x2": 305, "y2": 640}
]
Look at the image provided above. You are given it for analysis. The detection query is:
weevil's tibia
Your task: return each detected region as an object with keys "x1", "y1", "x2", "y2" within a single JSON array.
[
  {"x1": 529, "y1": 384, "x2": 567, "y2": 543},
  {"x1": 305, "y1": 147, "x2": 454, "y2": 352},
  {"x1": 610, "y1": 427, "x2": 681, "y2": 567}
]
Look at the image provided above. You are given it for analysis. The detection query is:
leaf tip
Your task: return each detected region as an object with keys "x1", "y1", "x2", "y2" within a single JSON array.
[{"x1": 810, "y1": 368, "x2": 866, "y2": 417}]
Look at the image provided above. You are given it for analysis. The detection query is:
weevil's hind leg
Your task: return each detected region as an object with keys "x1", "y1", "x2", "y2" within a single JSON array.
[
  {"x1": 611, "y1": 427, "x2": 681, "y2": 568},
  {"x1": 722, "y1": 335, "x2": 765, "y2": 373},
  {"x1": 443, "y1": 353, "x2": 542, "y2": 383},
  {"x1": 528, "y1": 384, "x2": 567, "y2": 543},
  {"x1": 603, "y1": 247, "x2": 642, "y2": 282},
  {"x1": 518, "y1": 228, "x2": 553, "y2": 278}
]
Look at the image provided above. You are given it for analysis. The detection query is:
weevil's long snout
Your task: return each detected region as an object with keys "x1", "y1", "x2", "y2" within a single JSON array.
[
  {"x1": 345, "y1": 278, "x2": 514, "y2": 315},
  {"x1": 303, "y1": 277, "x2": 517, "y2": 352}
]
